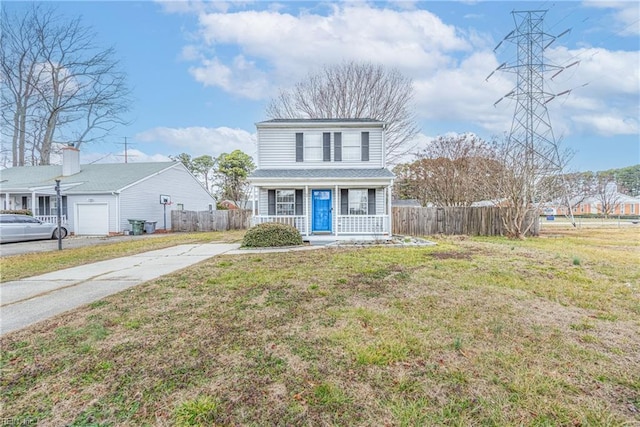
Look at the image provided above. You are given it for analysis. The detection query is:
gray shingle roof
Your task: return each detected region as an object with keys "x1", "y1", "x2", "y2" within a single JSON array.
[
  {"x1": 0, "y1": 162, "x2": 177, "y2": 193},
  {"x1": 249, "y1": 168, "x2": 394, "y2": 179},
  {"x1": 258, "y1": 118, "x2": 383, "y2": 124}
]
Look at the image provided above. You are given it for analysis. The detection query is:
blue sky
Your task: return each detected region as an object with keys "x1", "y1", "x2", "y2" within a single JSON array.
[{"x1": 5, "y1": 0, "x2": 639, "y2": 171}]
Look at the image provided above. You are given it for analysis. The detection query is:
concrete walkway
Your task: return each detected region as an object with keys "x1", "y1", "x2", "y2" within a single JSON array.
[{"x1": 0, "y1": 243, "x2": 240, "y2": 335}]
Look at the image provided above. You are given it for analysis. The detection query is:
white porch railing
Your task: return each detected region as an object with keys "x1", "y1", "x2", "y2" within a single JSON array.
[
  {"x1": 253, "y1": 214, "x2": 391, "y2": 236},
  {"x1": 35, "y1": 215, "x2": 68, "y2": 225},
  {"x1": 253, "y1": 215, "x2": 308, "y2": 235},
  {"x1": 337, "y1": 215, "x2": 389, "y2": 234}
]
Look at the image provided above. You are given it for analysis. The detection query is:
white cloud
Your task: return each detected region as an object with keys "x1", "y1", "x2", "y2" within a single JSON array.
[
  {"x1": 187, "y1": 4, "x2": 469, "y2": 97},
  {"x1": 583, "y1": 1, "x2": 640, "y2": 36},
  {"x1": 189, "y1": 56, "x2": 270, "y2": 100},
  {"x1": 572, "y1": 114, "x2": 639, "y2": 136},
  {"x1": 169, "y1": 2, "x2": 638, "y2": 140},
  {"x1": 134, "y1": 126, "x2": 257, "y2": 159}
]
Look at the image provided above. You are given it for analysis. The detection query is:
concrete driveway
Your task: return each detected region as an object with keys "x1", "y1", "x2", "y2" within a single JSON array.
[
  {"x1": 0, "y1": 243, "x2": 240, "y2": 335},
  {"x1": 0, "y1": 233, "x2": 168, "y2": 257}
]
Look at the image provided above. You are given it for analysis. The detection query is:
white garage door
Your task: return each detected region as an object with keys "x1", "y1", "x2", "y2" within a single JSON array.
[{"x1": 76, "y1": 203, "x2": 109, "y2": 235}]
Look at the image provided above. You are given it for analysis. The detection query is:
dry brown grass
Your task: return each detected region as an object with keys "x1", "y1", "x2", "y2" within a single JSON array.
[{"x1": 1, "y1": 227, "x2": 638, "y2": 425}]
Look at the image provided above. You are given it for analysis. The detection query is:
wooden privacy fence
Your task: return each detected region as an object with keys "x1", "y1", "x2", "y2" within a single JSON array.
[
  {"x1": 173, "y1": 207, "x2": 539, "y2": 236},
  {"x1": 172, "y1": 210, "x2": 252, "y2": 232},
  {"x1": 392, "y1": 206, "x2": 539, "y2": 237}
]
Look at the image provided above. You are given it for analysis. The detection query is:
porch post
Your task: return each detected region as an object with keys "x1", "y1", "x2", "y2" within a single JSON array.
[
  {"x1": 4, "y1": 193, "x2": 9, "y2": 211},
  {"x1": 305, "y1": 185, "x2": 309, "y2": 236},
  {"x1": 31, "y1": 191, "x2": 37, "y2": 214},
  {"x1": 334, "y1": 185, "x2": 339, "y2": 236},
  {"x1": 253, "y1": 186, "x2": 258, "y2": 226},
  {"x1": 388, "y1": 185, "x2": 393, "y2": 236}
]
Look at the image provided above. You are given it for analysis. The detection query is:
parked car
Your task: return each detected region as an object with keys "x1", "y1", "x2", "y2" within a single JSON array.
[{"x1": 0, "y1": 214, "x2": 68, "y2": 243}]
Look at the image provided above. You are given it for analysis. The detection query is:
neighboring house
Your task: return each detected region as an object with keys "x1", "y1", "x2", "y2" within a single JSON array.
[
  {"x1": 248, "y1": 119, "x2": 395, "y2": 241},
  {"x1": 0, "y1": 146, "x2": 216, "y2": 235},
  {"x1": 551, "y1": 193, "x2": 640, "y2": 216},
  {"x1": 392, "y1": 199, "x2": 422, "y2": 207},
  {"x1": 218, "y1": 199, "x2": 253, "y2": 210}
]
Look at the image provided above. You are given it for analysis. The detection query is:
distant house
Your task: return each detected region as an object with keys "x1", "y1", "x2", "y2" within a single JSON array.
[
  {"x1": 552, "y1": 193, "x2": 640, "y2": 216},
  {"x1": 248, "y1": 119, "x2": 395, "y2": 241},
  {"x1": 0, "y1": 146, "x2": 216, "y2": 235},
  {"x1": 218, "y1": 199, "x2": 253, "y2": 210},
  {"x1": 392, "y1": 199, "x2": 421, "y2": 207}
]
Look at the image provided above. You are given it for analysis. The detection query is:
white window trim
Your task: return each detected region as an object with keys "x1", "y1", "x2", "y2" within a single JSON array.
[
  {"x1": 276, "y1": 189, "x2": 295, "y2": 216},
  {"x1": 348, "y1": 189, "x2": 368, "y2": 215}
]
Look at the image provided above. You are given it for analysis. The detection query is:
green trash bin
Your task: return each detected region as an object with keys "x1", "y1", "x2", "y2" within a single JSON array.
[{"x1": 128, "y1": 219, "x2": 145, "y2": 235}]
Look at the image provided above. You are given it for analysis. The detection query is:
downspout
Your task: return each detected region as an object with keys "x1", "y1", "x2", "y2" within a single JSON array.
[
  {"x1": 112, "y1": 191, "x2": 120, "y2": 233},
  {"x1": 382, "y1": 123, "x2": 387, "y2": 168}
]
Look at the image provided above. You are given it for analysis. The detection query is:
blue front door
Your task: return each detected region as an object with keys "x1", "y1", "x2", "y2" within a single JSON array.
[{"x1": 312, "y1": 190, "x2": 332, "y2": 232}]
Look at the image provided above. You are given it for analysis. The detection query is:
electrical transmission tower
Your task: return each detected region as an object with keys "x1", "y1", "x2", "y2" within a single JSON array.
[{"x1": 488, "y1": 9, "x2": 577, "y2": 224}]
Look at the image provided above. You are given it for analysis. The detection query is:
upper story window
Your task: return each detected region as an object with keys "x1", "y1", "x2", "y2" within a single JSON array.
[
  {"x1": 296, "y1": 130, "x2": 370, "y2": 163},
  {"x1": 342, "y1": 133, "x2": 360, "y2": 161},
  {"x1": 304, "y1": 133, "x2": 323, "y2": 161}
]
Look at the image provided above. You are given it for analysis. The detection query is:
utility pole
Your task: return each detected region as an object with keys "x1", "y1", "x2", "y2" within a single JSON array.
[
  {"x1": 115, "y1": 137, "x2": 135, "y2": 163},
  {"x1": 488, "y1": 9, "x2": 577, "y2": 226}
]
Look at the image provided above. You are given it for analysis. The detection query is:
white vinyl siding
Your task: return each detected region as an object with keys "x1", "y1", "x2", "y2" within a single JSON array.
[
  {"x1": 258, "y1": 187, "x2": 386, "y2": 218},
  {"x1": 256, "y1": 125, "x2": 384, "y2": 169},
  {"x1": 119, "y1": 165, "x2": 215, "y2": 232}
]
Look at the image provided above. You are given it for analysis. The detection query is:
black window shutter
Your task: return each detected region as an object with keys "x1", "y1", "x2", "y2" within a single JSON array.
[
  {"x1": 268, "y1": 190, "x2": 276, "y2": 215},
  {"x1": 334, "y1": 132, "x2": 342, "y2": 161},
  {"x1": 323, "y1": 133, "x2": 331, "y2": 162},
  {"x1": 296, "y1": 133, "x2": 304, "y2": 162},
  {"x1": 341, "y1": 189, "x2": 349, "y2": 215},
  {"x1": 368, "y1": 189, "x2": 376, "y2": 215},
  {"x1": 361, "y1": 132, "x2": 369, "y2": 161},
  {"x1": 295, "y1": 189, "x2": 303, "y2": 215}
]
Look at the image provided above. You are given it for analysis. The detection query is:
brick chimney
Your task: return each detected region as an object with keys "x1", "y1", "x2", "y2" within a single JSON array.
[{"x1": 62, "y1": 145, "x2": 81, "y2": 176}]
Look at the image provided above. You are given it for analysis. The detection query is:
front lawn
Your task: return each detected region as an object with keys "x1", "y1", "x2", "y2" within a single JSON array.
[{"x1": 1, "y1": 228, "x2": 638, "y2": 425}]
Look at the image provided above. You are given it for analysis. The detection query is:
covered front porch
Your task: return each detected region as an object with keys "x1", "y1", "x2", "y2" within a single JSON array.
[
  {"x1": 1, "y1": 191, "x2": 68, "y2": 225},
  {"x1": 250, "y1": 184, "x2": 393, "y2": 241}
]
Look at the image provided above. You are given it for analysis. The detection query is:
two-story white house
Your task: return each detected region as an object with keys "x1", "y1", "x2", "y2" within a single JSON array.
[{"x1": 248, "y1": 119, "x2": 395, "y2": 241}]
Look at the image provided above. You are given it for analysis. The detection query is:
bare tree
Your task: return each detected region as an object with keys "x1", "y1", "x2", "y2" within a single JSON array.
[
  {"x1": 1, "y1": 5, "x2": 130, "y2": 165},
  {"x1": 0, "y1": 5, "x2": 45, "y2": 166},
  {"x1": 393, "y1": 134, "x2": 501, "y2": 207},
  {"x1": 591, "y1": 173, "x2": 622, "y2": 217},
  {"x1": 266, "y1": 61, "x2": 418, "y2": 163},
  {"x1": 488, "y1": 135, "x2": 572, "y2": 239}
]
